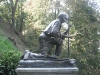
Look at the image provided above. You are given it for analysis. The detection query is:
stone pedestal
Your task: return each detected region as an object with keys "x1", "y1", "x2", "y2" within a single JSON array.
[
  {"x1": 16, "y1": 58, "x2": 78, "y2": 75},
  {"x1": 16, "y1": 67, "x2": 78, "y2": 75}
]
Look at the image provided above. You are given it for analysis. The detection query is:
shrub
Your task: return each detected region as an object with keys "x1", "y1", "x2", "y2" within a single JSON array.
[{"x1": 0, "y1": 50, "x2": 22, "y2": 75}]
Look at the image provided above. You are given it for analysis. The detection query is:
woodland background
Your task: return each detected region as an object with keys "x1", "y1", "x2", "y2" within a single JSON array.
[{"x1": 0, "y1": 0, "x2": 100, "y2": 75}]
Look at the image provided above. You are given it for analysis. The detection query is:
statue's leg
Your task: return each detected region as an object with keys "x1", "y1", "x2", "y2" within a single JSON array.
[
  {"x1": 39, "y1": 36, "x2": 49, "y2": 56},
  {"x1": 39, "y1": 42, "x2": 49, "y2": 56},
  {"x1": 47, "y1": 44, "x2": 54, "y2": 56},
  {"x1": 55, "y1": 39, "x2": 63, "y2": 56},
  {"x1": 50, "y1": 38, "x2": 63, "y2": 56}
]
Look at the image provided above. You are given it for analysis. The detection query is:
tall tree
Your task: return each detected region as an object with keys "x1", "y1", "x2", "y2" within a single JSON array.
[
  {"x1": 71, "y1": 0, "x2": 100, "y2": 75},
  {"x1": 0, "y1": 0, "x2": 26, "y2": 33}
]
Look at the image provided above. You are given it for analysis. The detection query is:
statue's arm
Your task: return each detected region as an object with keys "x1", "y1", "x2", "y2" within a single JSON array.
[{"x1": 50, "y1": 22, "x2": 63, "y2": 38}]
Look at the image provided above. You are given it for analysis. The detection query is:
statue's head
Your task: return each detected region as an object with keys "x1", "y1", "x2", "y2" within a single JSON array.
[{"x1": 58, "y1": 12, "x2": 68, "y2": 23}]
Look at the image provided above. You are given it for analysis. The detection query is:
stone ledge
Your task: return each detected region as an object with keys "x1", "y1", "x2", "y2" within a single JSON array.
[
  {"x1": 18, "y1": 59, "x2": 76, "y2": 68},
  {"x1": 16, "y1": 67, "x2": 78, "y2": 75}
]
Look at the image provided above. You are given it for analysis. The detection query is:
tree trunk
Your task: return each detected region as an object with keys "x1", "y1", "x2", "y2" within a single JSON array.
[
  {"x1": 10, "y1": 0, "x2": 19, "y2": 31},
  {"x1": 19, "y1": 18, "x2": 23, "y2": 33}
]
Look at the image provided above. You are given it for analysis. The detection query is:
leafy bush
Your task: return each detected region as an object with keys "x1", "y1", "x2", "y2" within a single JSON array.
[
  {"x1": 0, "y1": 50, "x2": 21, "y2": 75},
  {"x1": 0, "y1": 35, "x2": 22, "y2": 75}
]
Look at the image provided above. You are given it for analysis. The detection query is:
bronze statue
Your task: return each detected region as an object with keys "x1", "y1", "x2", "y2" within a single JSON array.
[
  {"x1": 38, "y1": 12, "x2": 71, "y2": 58},
  {"x1": 18, "y1": 13, "x2": 78, "y2": 74},
  {"x1": 21, "y1": 12, "x2": 71, "y2": 59}
]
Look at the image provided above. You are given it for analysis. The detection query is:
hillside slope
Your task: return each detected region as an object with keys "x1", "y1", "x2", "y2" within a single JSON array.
[{"x1": 0, "y1": 18, "x2": 28, "y2": 52}]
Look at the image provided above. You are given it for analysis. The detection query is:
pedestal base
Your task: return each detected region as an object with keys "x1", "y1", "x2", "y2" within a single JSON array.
[
  {"x1": 16, "y1": 67, "x2": 78, "y2": 75},
  {"x1": 16, "y1": 58, "x2": 78, "y2": 75}
]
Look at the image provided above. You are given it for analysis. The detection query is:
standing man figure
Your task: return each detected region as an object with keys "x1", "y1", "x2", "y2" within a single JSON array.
[{"x1": 39, "y1": 12, "x2": 70, "y2": 58}]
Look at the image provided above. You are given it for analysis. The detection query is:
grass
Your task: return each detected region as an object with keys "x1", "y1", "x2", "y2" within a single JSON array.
[{"x1": 0, "y1": 28, "x2": 20, "y2": 55}]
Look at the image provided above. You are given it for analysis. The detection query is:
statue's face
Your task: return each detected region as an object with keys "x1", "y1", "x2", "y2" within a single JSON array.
[
  {"x1": 58, "y1": 13, "x2": 68, "y2": 23},
  {"x1": 63, "y1": 15, "x2": 68, "y2": 23}
]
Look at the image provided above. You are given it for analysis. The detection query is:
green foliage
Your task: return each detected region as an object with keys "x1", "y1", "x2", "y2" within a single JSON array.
[
  {"x1": 0, "y1": 35, "x2": 17, "y2": 53},
  {"x1": 0, "y1": 0, "x2": 26, "y2": 32},
  {"x1": 71, "y1": 0, "x2": 100, "y2": 75},
  {"x1": 23, "y1": 0, "x2": 50, "y2": 52},
  {"x1": 0, "y1": 0, "x2": 100, "y2": 75},
  {"x1": 0, "y1": 50, "x2": 21, "y2": 75},
  {"x1": 0, "y1": 34, "x2": 22, "y2": 75},
  {"x1": 24, "y1": 29, "x2": 40, "y2": 52}
]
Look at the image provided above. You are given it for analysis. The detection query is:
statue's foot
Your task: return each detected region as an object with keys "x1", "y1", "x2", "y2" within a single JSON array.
[
  {"x1": 47, "y1": 55, "x2": 58, "y2": 59},
  {"x1": 29, "y1": 53, "x2": 46, "y2": 58}
]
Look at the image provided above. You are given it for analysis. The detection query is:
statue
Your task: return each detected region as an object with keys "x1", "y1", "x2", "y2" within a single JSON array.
[
  {"x1": 17, "y1": 12, "x2": 78, "y2": 75},
  {"x1": 21, "y1": 12, "x2": 71, "y2": 60},
  {"x1": 38, "y1": 12, "x2": 71, "y2": 58}
]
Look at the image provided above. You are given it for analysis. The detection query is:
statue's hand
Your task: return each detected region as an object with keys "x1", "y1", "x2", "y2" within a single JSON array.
[
  {"x1": 54, "y1": 38, "x2": 63, "y2": 44},
  {"x1": 64, "y1": 35, "x2": 72, "y2": 39},
  {"x1": 61, "y1": 33, "x2": 72, "y2": 39},
  {"x1": 61, "y1": 33, "x2": 66, "y2": 39}
]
